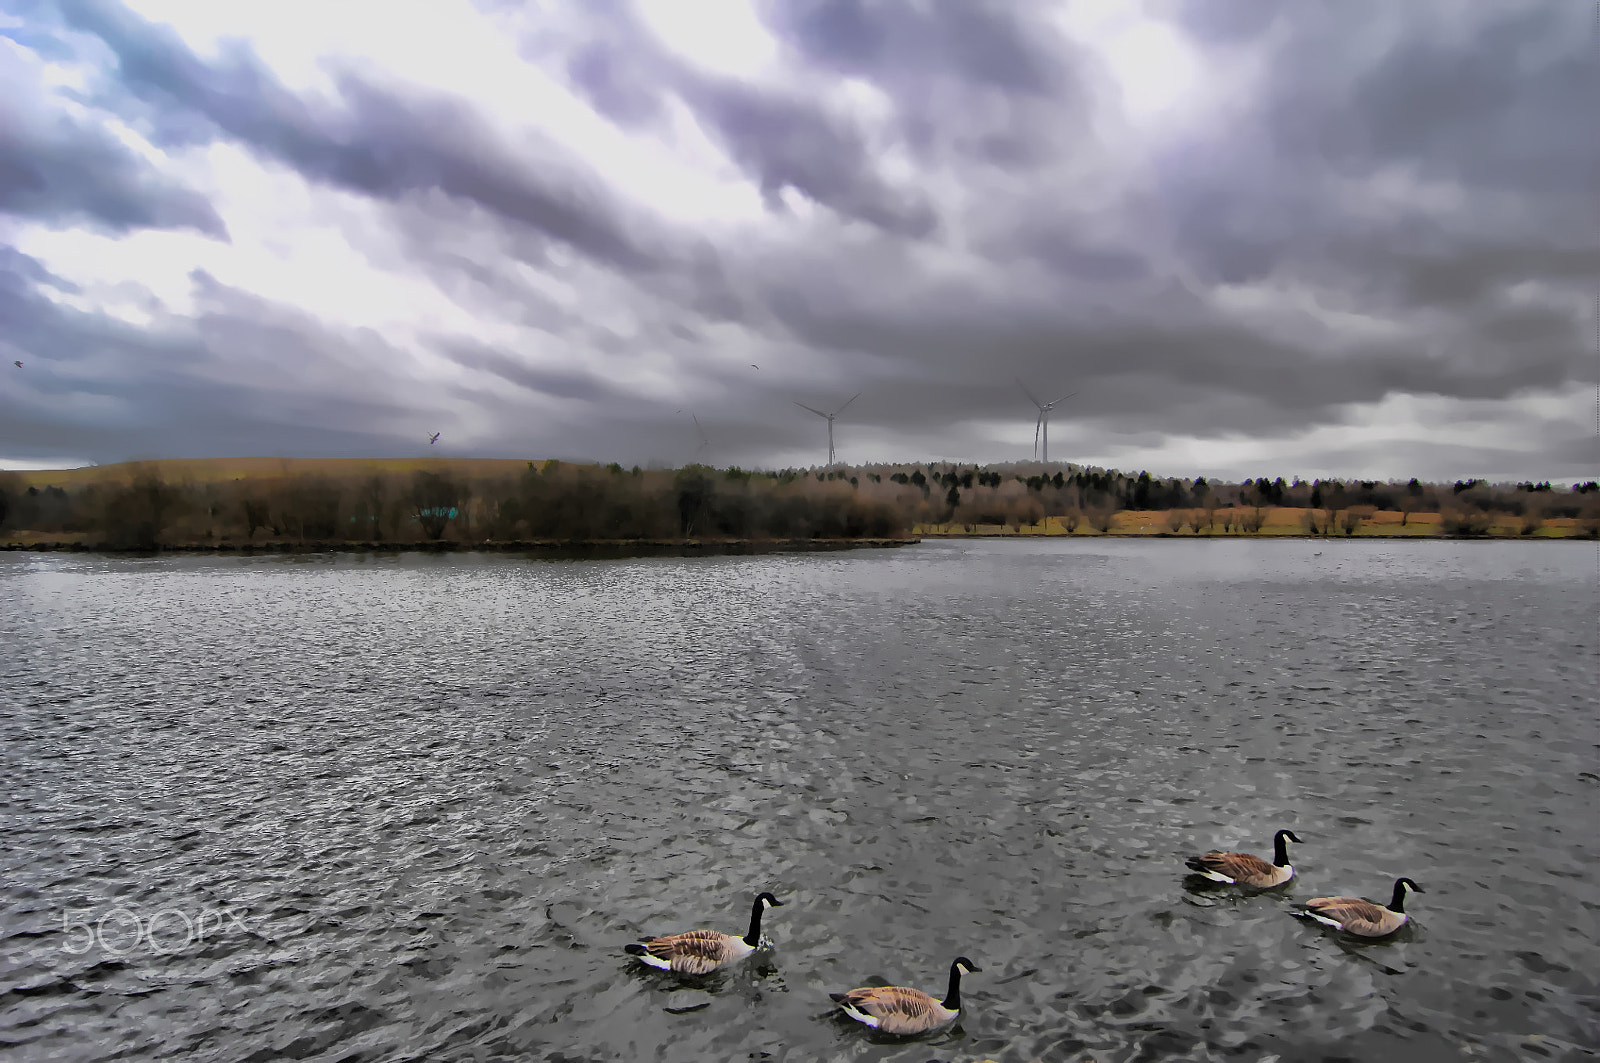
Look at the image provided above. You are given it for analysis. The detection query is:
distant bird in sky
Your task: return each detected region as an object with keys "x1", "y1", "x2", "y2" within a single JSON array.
[
  {"x1": 429, "y1": 432, "x2": 440, "y2": 445},
  {"x1": 750, "y1": 363, "x2": 759, "y2": 369},
  {"x1": 11, "y1": 361, "x2": 19, "y2": 368}
]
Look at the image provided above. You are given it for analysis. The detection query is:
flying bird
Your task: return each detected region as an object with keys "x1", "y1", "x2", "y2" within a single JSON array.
[
  {"x1": 12, "y1": 361, "x2": 19, "y2": 368},
  {"x1": 624, "y1": 892, "x2": 784, "y2": 974},
  {"x1": 429, "y1": 432, "x2": 441, "y2": 445},
  {"x1": 750, "y1": 364, "x2": 760, "y2": 369}
]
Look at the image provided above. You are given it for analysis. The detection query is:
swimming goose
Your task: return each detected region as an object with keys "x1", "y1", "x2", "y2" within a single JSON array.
[
  {"x1": 1185, "y1": 829, "x2": 1302, "y2": 887},
  {"x1": 1293, "y1": 877, "x2": 1422, "y2": 937},
  {"x1": 830, "y1": 956, "x2": 981, "y2": 1035},
  {"x1": 624, "y1": 892, "x2": 783, "y2": 974}
]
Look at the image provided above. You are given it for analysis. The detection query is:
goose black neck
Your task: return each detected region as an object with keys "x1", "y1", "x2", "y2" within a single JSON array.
[
  {"x1": 941, "y1": 962, "x2": 965, "y2": 1011},
  {"x1": 1388, "y1": 880, "x2": 1408, "y2": 913},
  {"x1": 743, "y1": 898, "x2": 766, "y2": 946},
  {"x1": 1273, "y1": 832, "x2": 1292, "y2": 868}
]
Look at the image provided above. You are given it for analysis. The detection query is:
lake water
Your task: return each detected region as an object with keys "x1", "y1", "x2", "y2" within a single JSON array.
[{"x1": 2, "y1": 539, "x2": 1596, "y2": 1062}]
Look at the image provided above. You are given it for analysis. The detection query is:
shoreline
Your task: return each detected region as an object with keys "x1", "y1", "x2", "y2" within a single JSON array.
[
  {"x1": 914, "y1": 530, "x2": 1592, "y2": 542},
  {"x1": 2, "y1": 532, "x2": 1586, "y2": 556},
  {"x1": 0, "y1": 537, "x2": 921, "y2": 557}
]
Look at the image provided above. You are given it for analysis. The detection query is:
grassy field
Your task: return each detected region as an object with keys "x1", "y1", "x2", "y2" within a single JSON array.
[{"x1": 915, "y1": 506, "x2": 1589, "y2": 539}]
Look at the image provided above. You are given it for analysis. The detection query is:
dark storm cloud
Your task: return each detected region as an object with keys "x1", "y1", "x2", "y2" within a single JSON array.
[
  {"x1": 57, "y1": 0, "x2": 666, "y2": 274},
  {"x1": 1348, "y1": 6, "x2": 1595, "y2": 202},
  {"x1": 0, "y1": 250, "x2": 432, "y2": 462},
  {"x1": 0, "y1": 116, "x2": 227, "y2": 237},
  {"x1": 676, "y1": 76, "x2": 938, "y2": 238},
  {"x1": 774, "y1": 0, "x2": 1059, "y2": 93},
  {"x1": 0, "y1": 25, "x2": 225, "y2": 238},
  {"x1": 3, "y1": 0, "x2": 1592, "y2": 479},
  {"x1": 439, "y1": 340, "x2": 621, "y2": 404},
  {"x1": 732, "y1": 0, "x2": 1595, "y2": 460},
  {"x1": 557, "y1": 3, "x2": 943, "y2": 237},
  {"x1": 1156, "y1": 0, "x2": 1598, "y2": 287},
  {"x1": 762, "y1": 0, "x2": 1097, "y2": 170}
]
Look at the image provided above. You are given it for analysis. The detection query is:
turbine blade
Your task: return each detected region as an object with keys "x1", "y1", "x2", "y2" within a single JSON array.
[
  {"x1": 832, "y1": 392, "x2": 861, "y2": 416},
  {"x1": 794, "y1": 401, "x2": 829, "y2": 418},
  {"x1": 1049, "y1": 391, "x2": 1077, "y2": 406},
  {"x1": 1016, "y1": 377, "x2": 1044, "y2": 409},
  {"x1": 1034, "y1": 414, "x2": 1041, "y2": 458}
]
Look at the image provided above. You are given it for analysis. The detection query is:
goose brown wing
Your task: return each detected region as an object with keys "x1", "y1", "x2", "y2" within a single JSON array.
[
  {"x1": 837, "y1": 986, "x2": 945, "y2": 1034},
  {"x1": 1305, "y1": 896, "x2": 1391, "y2": 929},
  {"x1": 642, "y1": 930, "x2": 737, "y2": 974},
  {"x1": 1195, "y1": 851, "x2": 1276, "y2": 880}
]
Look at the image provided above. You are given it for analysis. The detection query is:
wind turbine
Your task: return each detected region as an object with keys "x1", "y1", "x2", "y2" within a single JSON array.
[
  {"x1": 691, "y1": 414, "x2": 710, "y2": 462},
  {"x1": 794, "y1": 392, "x2": 860, "y2": 466},
  {"x1": 1017, "y1": 379, "x2": 1075, "y2": 463}
]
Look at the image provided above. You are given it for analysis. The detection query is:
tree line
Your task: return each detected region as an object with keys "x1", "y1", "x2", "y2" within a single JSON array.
[
  {"x1": 0, "y1": 461, "x2": 905, "y2": 548},
  {"x1": 1, "y1": 460, "x2": 1596, "y2": 548}
]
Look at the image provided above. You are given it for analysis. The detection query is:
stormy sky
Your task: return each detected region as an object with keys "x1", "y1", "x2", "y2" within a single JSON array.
[{"x1": 1, "y1": 0, "x2": 1595, "y2": 482}]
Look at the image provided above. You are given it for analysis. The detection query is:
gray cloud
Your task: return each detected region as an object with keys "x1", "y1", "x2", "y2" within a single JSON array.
[
  {"x1": 60, "y1": 0, "x2": 668, "y2": 274},
  {"x1": 557, "y1": 2, "x2": 946, "y2": 237},
  {"x1": 0, "y1": 250, "x2": 433, "y2": 462},
  {"x1": 0, "y1": 26, "x2": 225, "y2": 237},
  {"x1": 3, "y1": 0, "x2": 1594, "y2": 481},
  {"x1": 439, "y1": 339, "x2": 619, "y2": 404}
]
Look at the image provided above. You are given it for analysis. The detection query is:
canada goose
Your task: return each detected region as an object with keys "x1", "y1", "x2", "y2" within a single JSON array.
[
  {"x1": 624, "y1": 892, "x2": 783, "y2": 974},
  {"x1": 1185, "y1": 829, "x2": 1302, "y2": 887},
  {"x1": 1293, "y1": 877, "x2": 1422, "y2": 937},
  {"x1": 830, "y1": 956, "x2": 981, "y2": 1035}
]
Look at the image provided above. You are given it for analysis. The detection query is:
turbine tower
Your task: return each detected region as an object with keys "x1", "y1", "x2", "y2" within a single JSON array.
[
  {"x1": 1017, "y1": 379, "x2": 1076, "y2": 463},
  {"x1": 794, "y1": 392, "x2": 860, "y2": 466},
  {"x1": 691, "y1": 414, "x2": 710, "y2": 463}
]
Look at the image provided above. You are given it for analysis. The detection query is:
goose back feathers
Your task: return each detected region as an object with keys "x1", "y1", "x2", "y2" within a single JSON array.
[
  {"x1": 831, "y1": 956, "x2": 980, "y2": 1035},
  {"x1": 1185, "y1": 829, "x2": 1301, "y2": 888},
  {"x1": 625, "y1": 892, "x2": 782, "y2": 974},
  {"x1": 1294, "y1": 877, "x2": 1421, "y2": 937}
]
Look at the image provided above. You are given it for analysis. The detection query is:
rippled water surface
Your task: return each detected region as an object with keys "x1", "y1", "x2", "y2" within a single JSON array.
[{"x1": 3, "y1": 540, "x2": 1597, "y2": 1062}]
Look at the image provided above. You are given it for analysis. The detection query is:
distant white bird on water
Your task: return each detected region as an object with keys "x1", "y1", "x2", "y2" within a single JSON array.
[
  {"x1": 429, "y1": 432, "x2": 440, "y2": 445},
  {"x1": 624, "y1": 892, "x2": 784, "y2": 974}
]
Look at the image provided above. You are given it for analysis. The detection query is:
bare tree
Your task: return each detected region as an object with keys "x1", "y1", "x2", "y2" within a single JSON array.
[
  {"x1": 409, "y1": 471, "x2": 464, "y2": 540},
  {"x1": 1398, "y1": 495, "x2": 1417, "y2": 526},
  {"x1": 1441, "y1": 509, "x2": 1491, "y2": 536}
]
